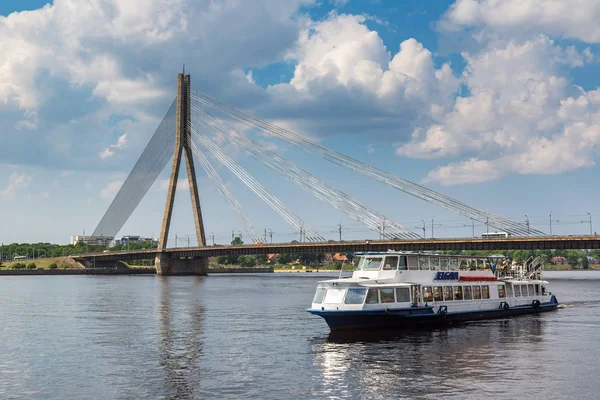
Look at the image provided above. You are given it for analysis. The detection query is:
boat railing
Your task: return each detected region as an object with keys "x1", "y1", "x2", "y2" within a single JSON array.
[
  {"x1": 495, "y1": 256, "x2": 542, "y2": 280},
  {"x1": 527, "y1": 256, "x2": 543, "y2": 280}
]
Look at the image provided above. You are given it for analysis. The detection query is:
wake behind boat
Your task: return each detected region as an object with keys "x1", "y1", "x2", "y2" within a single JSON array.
[{"x1": 307, "y1": 251, "x2": 558, "y2": 331}]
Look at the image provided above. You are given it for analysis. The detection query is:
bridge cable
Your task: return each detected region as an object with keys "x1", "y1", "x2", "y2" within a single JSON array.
[
  {"x1": 191, "y1": 104, "x2": 420, "y2": 240},
  {"x1": 92, "y1": 99, "x2": 177, "y2": 239},
  {"x1": 189, "y1": 125, "x2": 325, "y2": 242},
  {"x1": 191, "y1": 90, "x2": 542, "y2": 237},
  {"x1": 188, "y1": 140, "x2": 260, "y2": 243}
]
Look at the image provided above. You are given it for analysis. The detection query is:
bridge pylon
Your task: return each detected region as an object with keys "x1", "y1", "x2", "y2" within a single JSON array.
[{"x1": 155, "y1": 73, "x2": 207, "y2": 275}]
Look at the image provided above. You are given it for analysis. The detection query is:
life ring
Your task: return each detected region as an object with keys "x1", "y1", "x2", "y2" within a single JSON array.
[
  {"x1": 503, "y1": 303, "x2": 510, "y2": 311},
  {"x1": 532, "y1": 300, "x2": 541, "y2": 309}
]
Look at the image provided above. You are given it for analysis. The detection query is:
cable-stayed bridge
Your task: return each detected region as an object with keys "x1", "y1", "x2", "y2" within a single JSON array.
[{"x1": 79, "y1": 73, "x2": 598, "y2": 275}]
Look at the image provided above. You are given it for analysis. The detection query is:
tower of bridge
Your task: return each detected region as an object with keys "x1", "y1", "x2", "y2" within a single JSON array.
[{"x1": 155, "y1": 73, "x2": 208, "y2": 275}]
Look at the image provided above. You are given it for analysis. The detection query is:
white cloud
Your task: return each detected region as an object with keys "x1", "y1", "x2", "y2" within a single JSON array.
[
  {"x1": 398, "y1": 36, "x2": 600, "y2": 185},
  {"x1": 440, "y1": 0, "x2": 600, "y2": 43},
  {"x1": 0, "y1": 172, "x2": 32, "y2": 198},
  {"x1": 0, "y1": 0, "x2": 316, "y2": 170},
  {"x1": 99, "y1": 133, "x2": 128, "y2": 159},
  {"x1": 263, "y1": 13, "x2": 459, "y2": 139},
  {"x1": 329, "y1": 0, "x2": 349, "y2": 6},
  {"x1": 100, "y1": 180, "x2": 123, "y2": 199}
]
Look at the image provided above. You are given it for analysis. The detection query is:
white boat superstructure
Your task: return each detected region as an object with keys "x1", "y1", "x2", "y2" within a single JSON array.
[{"x1": 307, "y1": 252, "x2": 558, "y2": 330}]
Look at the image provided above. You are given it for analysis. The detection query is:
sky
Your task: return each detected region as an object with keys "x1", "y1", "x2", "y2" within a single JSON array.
[{"x1": 1, "y1": 0, "x2": 600, "y2": 246}]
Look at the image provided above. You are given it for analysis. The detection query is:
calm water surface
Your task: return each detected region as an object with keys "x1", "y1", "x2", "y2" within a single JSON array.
[{"x1": 0, "y1": 271, "x2": 599, "y2": 399}]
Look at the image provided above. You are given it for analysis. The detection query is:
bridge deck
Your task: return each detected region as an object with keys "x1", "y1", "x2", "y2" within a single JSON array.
[{"x1": 75, "y1": 236, "x2": 600, "y2": 262}]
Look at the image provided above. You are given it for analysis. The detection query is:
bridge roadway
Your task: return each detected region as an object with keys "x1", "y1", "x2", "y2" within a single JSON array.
[{"x1": 75, "y1": 235, "x2": 600, "y2": 264}]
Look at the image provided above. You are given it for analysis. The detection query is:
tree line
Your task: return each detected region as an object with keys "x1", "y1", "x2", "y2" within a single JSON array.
[{"x1": 0, "y1": 241, "x2": 158, "y2": 262}]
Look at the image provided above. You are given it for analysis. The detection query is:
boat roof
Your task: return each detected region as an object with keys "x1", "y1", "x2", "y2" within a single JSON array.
[{"x1": 354, "y1": 251, "x2": 507, "y2": 259}]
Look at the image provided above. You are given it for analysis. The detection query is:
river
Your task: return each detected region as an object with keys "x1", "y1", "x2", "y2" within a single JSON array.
[{"x1": 0, "y1": 271, "x2": 598, "y2": 399}]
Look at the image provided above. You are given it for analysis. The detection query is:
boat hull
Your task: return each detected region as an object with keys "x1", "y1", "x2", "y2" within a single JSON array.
[{"x1": 308, "y1": 296, "x2": 559, "y2": 331}]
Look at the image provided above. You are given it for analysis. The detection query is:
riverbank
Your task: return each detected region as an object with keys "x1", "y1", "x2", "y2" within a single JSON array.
[
  {"x1": 0, "y1": 268, "x2": 156, "y2": 275},
  {"x1": 0, "y1": 266, "x2": 274, "y2": 276},
  {"x1": 209, "y1": 267, "x2": 273, "y2": 273}
]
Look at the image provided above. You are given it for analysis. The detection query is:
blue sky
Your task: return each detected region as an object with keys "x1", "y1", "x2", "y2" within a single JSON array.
[{"x1": 1, "y1": 0, "x2": 600, "y2": 245}]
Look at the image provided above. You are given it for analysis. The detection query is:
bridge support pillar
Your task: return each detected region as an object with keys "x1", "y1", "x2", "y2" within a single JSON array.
[{"x1": 155, "y1": 253, "x2": 208, "y2": 276}]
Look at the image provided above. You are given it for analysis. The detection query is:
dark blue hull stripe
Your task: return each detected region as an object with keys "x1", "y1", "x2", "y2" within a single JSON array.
[{"x1": 308, "y1": 296, "x2": 559, "y2": 330}]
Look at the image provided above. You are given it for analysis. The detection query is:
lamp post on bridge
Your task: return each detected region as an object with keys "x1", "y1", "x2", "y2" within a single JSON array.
[
  {"x1": 525, "y1": 215, "x2": 530, "y2": 237},
  {"x1": 431, "y1": 219, "x2": 442, "y2": 239},
  {"x1": 549, "y1": 211, "x2": 559, "y2": 236},
  {"x1": 587, "y1": 212, "x2": 592, "y2": 236},
  {"x1": 420, "y1": 220, "x2": 426, "y2": 238}
]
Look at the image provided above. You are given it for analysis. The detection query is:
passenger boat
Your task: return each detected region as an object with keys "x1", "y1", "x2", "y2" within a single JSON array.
[{"x1": 307, "y1": 251, "x2": 558, "y2": 331}]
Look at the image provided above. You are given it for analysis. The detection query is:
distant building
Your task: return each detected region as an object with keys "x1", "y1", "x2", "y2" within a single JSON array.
[
  {"x1": 323, "y1": 253, "x2": 348, "y2": 263},
  {"x1": 551, "y1": 256, "x2": 568, "y2": 265},
  {"x1": 115, "y1": 236, "x2": 158, "y2": 246},
  {"x1": 70, "y1": 235, "x2": 113, "y2": 246}
]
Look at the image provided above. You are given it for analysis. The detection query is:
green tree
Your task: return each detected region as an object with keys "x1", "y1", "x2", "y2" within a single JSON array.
[
  {"x1": 582, "y1": 255, "x2": 590, "y2": 270},
  {"x1": 26, "y1": 262, "x2": 37, "y2": 270},
  {"x1": 216, "y1": 255, "x2": 229, "y2": 265},
  {"x1": 540, "y1": 253, "x2": 551, "y2": 266},
  {"x1": 566, "y1": 251, "x2": 580, "y2": 269},
  {"x1": 241, "y1": 256, "x2": 256, "y2": 267},
  {"x1": 48, "y1": 263, "x2": 58, "y2": 269},
  {"x1": 231, "y1": 236, "x2": 244, "y2": 245}
]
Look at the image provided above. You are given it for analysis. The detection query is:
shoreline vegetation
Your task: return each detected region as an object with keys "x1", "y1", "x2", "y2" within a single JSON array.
[
  {"x1": 0, "y1": 255, "x2": 599, "y2": 275},
  {"x1": 2, "y1": 240, "x2": 600, "y2": 273}
]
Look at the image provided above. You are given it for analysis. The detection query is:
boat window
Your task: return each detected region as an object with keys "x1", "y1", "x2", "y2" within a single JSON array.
[
  {"x1": 418, "y1": 257, "x2": 430, "y2": 270},
  {"x1": 522, "y1": 285, "x2": 529, "y2": 297},
  {"x1": 528, "y1": 284, "x2": 534, "y2": 296},
  {"x1": 448, "y1": 259, "x2": 459, "y2": 270},
  {"x1": 398, "y1": 256, "x2": 408, "y2": 270},
  {"x1": 515, "y1": 285, "x2": 521, "y2": 297},
  {"x1": 459, "y1": 259, "x2": 468, "y2": 270},
  {"x1": 396, "y1": 287, "x2": 410, "y2": 302},
  {"x1": 430, "y1": 258, "x2": 441, "y2": 271},
  {"x1": 344, "y1": 288, "x2": 367, "y2": 304},
  {"x1": 433, "y1": 286, "x2": 443, "y2": 301},
  {"x1": 440, "y1": 258, "x2": 449, "y2": 271},
  {"x1": 443, "y1": 286, "x2": 454, "y2": 301},
  {"x1": 453, "y1": 286, "x2": 463, "y2": 300},
  {"x1": 381, "y1": 288, "x2": 395, "y2": 303},
  {"x1": 482, "y1": 285, "x2": 490, "y2": 299},
  {"x1": 383, "y1": 256, "x2": 398, "y2": 270},
  {"x1": 354, "y1": 257, "x2": 365, "y2": 270},
  {"x1": 498, "y1": 285, "x2": 506, "y2": 298},
  {"x1": 365, "y1": 289, "x2": 379, "y2": 304},
  {"x1": 423, "y1": 287, "x2": 433, "y2": 303},
  {"x1": 535, "y1": 284, "x2": 540, "y2": 295},
  {"x1": 363, "y1": 257, "x2": 383, "y2": 270},
  {"x1": 324, "y1": 288, "x2": 346, "y2": 304},
  {"x1": 473, "y1": 286, "x2": 481, "y2": 299},
  {"x1": 463, "y1": 286, "x2": 473, "y2": 300},
  {"x1": 312, "y1": 288, "x2": 326, "y2": 304}
]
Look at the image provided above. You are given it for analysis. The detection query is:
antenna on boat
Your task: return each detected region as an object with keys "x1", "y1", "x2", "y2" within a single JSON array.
[{"x1": 338, "y1": 258, "x2": 346, "y2": 279}]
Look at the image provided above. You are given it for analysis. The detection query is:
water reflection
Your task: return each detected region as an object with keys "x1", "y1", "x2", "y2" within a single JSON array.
[
  {"x1": 158, "y1": 277, "x2": 206, "y2": 400},
  {"x1": 312, "y1": 317, "x2": 547, "y2": 399}
]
